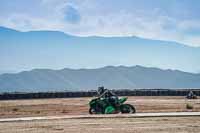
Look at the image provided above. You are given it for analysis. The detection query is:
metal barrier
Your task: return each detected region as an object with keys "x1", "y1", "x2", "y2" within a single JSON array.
[{"x1": 0, "y1": 89, "x2": 199, "y2": 100}]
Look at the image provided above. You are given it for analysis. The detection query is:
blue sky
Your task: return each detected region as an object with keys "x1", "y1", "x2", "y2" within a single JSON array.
[{"x1": 1, "y1": 0, "x2": 200, "y2": 46}]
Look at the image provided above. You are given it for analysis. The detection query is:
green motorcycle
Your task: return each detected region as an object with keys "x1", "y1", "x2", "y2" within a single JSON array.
[{"x1": 89, "y1": 96, "x2": 136, "y2": 114}]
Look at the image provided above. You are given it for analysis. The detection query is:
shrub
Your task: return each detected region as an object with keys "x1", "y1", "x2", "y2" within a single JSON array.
[
  {"x1": 186, "y1": 103, "x2": 193, "y2": 110},
  {"x1": 62, "y1": 109, "x2": 67, "y2": 113},
  {"x1": 35, "y1": 111, "x2": 41, "y2": 114},
  {"x1": 12, "y1": 108, "x2": 19, "y2": 112}
]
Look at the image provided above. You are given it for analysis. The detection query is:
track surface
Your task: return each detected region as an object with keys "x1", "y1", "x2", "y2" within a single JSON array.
[{"x1": 0, "y1": 112, "x2": 200, "y2": 122}]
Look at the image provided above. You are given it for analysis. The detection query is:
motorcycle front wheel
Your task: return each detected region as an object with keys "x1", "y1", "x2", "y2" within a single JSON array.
[{"x1": 120, "y1": 104, "x2": 136, "y2": 114}]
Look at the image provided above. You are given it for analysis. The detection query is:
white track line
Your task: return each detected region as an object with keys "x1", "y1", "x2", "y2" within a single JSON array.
[{"x1": 0, "y1": 112, "x2": 200, "y2": 122}]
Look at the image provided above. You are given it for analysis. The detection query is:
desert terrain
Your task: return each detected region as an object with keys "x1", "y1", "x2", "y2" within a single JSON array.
[
  {"x1": 0, "y1": 96, "x2": 200, "y2": 133},
  {"x1": 0, "y1": 96, "x2": 199, "y2": 118},
  {"x1": 0, "y1": 116, "x2": 200, "y2": 133}
]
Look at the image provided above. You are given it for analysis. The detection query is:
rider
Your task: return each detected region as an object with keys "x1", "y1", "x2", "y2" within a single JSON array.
[{"x1": 97, "y1": 86, "x2": 119, "y2": 106}]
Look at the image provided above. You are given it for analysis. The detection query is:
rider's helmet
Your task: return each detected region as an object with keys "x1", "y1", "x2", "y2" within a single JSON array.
[{"x1": 97, "y1": 86, "x2": 105, "y2": 95}]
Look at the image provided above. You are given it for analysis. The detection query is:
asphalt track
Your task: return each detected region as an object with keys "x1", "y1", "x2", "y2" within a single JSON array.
[{"x1": 0, "y1": 112, "x2": 200, "y2": 122}]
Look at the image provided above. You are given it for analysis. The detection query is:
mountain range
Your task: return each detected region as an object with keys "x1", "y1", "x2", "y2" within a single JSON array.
[
  {"x1": 0, "y1": 26, "x2": 200, "y2": 92},
  {"x1": 0, "y1": 65, "x2": 200, "y2": 92}
]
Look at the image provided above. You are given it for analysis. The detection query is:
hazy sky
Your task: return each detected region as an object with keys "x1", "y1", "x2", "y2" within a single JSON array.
[{"x1": 1, "y1": 0, "x2": 200, "y2": 46}]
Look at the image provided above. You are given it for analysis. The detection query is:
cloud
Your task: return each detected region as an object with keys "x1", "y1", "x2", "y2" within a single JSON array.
[
  {"x1": 63, "y1": 5, "x2": 81, "y2": 24},
  {"x1": 0, "y1": 13, "x2": 63, "y2": 31}
]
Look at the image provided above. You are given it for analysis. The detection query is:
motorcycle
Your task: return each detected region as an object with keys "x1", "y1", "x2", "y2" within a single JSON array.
[{"x1": 89, "y1": 96, "x2": 136, "y2": 114}]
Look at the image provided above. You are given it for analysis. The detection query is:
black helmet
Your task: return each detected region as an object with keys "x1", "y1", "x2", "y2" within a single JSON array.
[{"x1": 98, "y1": 86, "x2": 105, "y2": 95}]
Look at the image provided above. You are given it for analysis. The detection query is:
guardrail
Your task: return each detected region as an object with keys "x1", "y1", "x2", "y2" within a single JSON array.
[{"x1": 0, "y1": 89, "x2": 199, "y2": 100}]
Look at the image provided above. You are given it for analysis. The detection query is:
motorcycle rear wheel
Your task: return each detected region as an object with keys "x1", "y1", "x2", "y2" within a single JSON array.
[
  {"x1": 89, "y1": 108, "x2": 96, "y2": 114},
  {"x1": 89, "y1": 107, "x2": 103, "y2": 114}
]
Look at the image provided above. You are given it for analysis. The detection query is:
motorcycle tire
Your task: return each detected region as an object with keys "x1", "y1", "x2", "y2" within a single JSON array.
[
  {"x1": 89, "y1": 107, "x2": 103, "y2": 114},
  {"x1": 120, "y1": 104, "x2": 136, "y2": 114},
  {"x1": 89, "y1": 108, "x2": 95, "y2": 114}
]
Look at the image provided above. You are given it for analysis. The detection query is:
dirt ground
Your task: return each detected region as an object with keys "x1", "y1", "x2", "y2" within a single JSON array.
[
  {"x1": 0, "y1": 96, "x2": 200, "y2": 118},
  {"x1": 0, "y1": 116, "x2": 200, "y2": 133}
]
